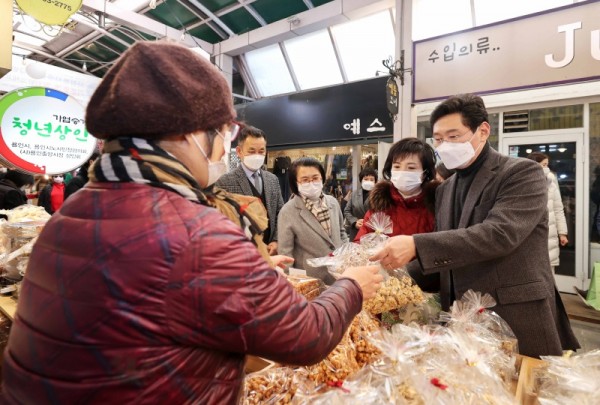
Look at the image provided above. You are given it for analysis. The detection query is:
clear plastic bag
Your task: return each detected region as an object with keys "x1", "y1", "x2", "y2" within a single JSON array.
[
  {"x1": 285, "y1": 275, "x2": 326, "y2": 301},
  {"x1": 359, "y1": 212, "x2": 393, "y2": 252},
  {"x1": 303, "y1": 329, "x2": 360, "y2": 385},
  {"x1": 537, "y1": 349, "x2": 600, "y2": 405},
  {"x1": 242, "y1": 367, "x2": 298, "y2": 405},
  {"x1": 349, "y1": 311, "x2": 382, "y2": 367}
]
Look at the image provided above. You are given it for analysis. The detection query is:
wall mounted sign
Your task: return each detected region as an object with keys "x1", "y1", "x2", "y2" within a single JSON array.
[
  {"x1": 386, "y1": 77, "x2": 399, "y2": 120},
  {"x1": 236, "y1": 76, "x2": 393, "y2": 147},
  {"x1": 16, "y1": 0, "x2": 82, "y2": 26},
  {"x1": 413, "y1": 1, "x2": 600, "y2": 102},
  {"x1": 0, "y1": 87, "x2": 96, "y2": 175}
]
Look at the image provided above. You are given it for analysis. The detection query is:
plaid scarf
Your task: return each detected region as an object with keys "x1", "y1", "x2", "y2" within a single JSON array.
[
  {"x1": 302, "y1": 194, "x2": 332, "y2": 237},
  {"x1": 89, "y1": 137, "x2": 210, "y2": 204}
]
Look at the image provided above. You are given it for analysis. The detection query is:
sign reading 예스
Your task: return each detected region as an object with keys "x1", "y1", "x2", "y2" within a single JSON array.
[
  {"x1": 16, "y1": 0, "x2": 82, "y2": 26},
  {"x1": 0, "y1": 87, "x2": 96, "y2": 175}
]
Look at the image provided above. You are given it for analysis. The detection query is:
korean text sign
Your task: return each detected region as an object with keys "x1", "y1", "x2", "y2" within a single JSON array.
[
  {"x1": 413, "y1": 1, "x2": 600, "y2": 102},
  {"x1": 0, "y1": 87, "x2": 97, "y2": 175}
]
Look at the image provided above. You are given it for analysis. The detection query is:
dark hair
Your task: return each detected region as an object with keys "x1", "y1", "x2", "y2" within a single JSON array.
[
  {"x1": 78, "y1": 152, "x2": 100, "y2": 180},
  {"x1": 526, "y1": 152, "x2": 549, "y2": 163},
  {"x1": 430, "y1": 93, "x2": 489, "y2": 133},
  {"x1": 359, "y1": 167, "x2": 378, "y2": 182},
  {"x1": 435, "y1": 162, "x2": 455, "y2": 180},
  {"x1": 4, "y1": 170, "x2": 34, "y2": 187},
  {"x1": 237, "y1": 125, "x2": 266, "y2": 146},
  {"x1": 288, "y1": 157, "x2": 326, "y2": 195},
  {"x1": 382, "y1": 138, "x2": 436, "y2": 183}
]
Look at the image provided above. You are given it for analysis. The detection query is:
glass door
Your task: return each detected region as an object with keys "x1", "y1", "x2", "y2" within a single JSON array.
[{"x1": 500, "y1": 131, "x2": 585, "y2": 292}]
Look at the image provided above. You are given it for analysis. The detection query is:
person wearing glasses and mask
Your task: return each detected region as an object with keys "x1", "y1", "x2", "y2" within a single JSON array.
[
  {"x1": 278, "y1": 157, "x2": 349, "y2": 285},
  {"x1": 343, "y1": 167, "x2": 378, "y2": 241},
  {"x1": 2, "y1": 41, "x2": 384, "y2": 405},
  {"x1": 215, "y1": 126, "x2": 284, "y2": 256},
  {"x1": 354, "y1": 138, "x2": 437, "y2": 242},
  {"x1": 372, "y1": 94, "x2": 579, "y2": 358}
]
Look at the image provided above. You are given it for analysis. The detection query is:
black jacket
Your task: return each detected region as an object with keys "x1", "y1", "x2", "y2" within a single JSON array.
[{"x1": 0, "y1": 179, "x2": 27, "y2": 210}]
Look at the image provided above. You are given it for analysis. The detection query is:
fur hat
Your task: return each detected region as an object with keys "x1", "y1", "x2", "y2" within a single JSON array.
[{"x1": 86, "y1": 41, "x2": 236, "y2": 140}]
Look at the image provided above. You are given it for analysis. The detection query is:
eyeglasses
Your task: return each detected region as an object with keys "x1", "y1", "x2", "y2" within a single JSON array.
[
  {"x1": 215, "y1": 121, "x2": 243, "y2": 154},
  {"x1": 432, "y1": 126, "x2": 478, "y2": 147},
  {"x1": 297, "y1": 176, "x2": 322, "y2": 185},
  {"x1": 229, "y1": 121, "x2": 242, "y2": 143}
]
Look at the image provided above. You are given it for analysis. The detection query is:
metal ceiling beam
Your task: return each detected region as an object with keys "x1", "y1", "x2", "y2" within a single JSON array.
[
  {"x1": 175, "y1": 0, "x2": 228, "y2": 40},
  {"x1": 303, "y1": 0, "x2": 315, "y2": 9},
  {"x1": 81, "y1": 0, "x2": 213, "y2": 53},
  {"x1": 12, "y1": 41, "x2": 93, "y2": 75},
  {"x1": 186, "y1": 0, "x2": 235, "y2": 37},
  {"x1": 70, "y1": 14, "x2": 133, "y2": 49},
  {"x1": 243, "y1": 3, "x2": 267, "y2": 27}
]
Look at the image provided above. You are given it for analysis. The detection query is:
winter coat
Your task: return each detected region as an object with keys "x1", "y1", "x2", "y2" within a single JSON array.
[
  {"x1": 2, "y1": 182, "x2": 363, "y2": 404},
  {"x1": 546, "y1": 172, "x2": 568, "y2": 266},
  {"x1": 343, "y1": 187, "x2": 370, "y2": 241},
  {"x1": 354, "y1": 181, "x2": 436, "y2": 242},
  {"x1": 278, "y1": 194, "x2": 349, "y2": 285},
  {"x1": 407, "y1": 148, "x2": 579, "y2": 358},
  {"x1": 0, "y1": 179, "x2": 27, "y2": 210},
  {"x1": 37, "y1": 183, "x2": 66, "y2": 214}
]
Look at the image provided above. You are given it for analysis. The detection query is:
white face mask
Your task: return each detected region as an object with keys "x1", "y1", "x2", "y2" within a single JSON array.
[
  {"x1": 435, "y1": 129, "x2": 481, "y2": 170},
  {"x1": 191, "y1": 135, "x2": 227, "y2": 187},
  {"x1": 53, "y1": 176, "x2": 64, "y2": 184},
  {"x1": 542, "y1": 167, "x2": 550, "y2": 176},
  {"x1": 298, "y1": 181, "x2": 323, "y2": 200},
  {"x1": 362, "y1": 180, "x2": 375, "y2": 191},
  {"x1": 217, "y1": 129, "x2": 232, "y2": 154},
  {"x1": 243, "y1": 154, "x2": 265, "y2": 172},
  {"x1": 390, "y1": 170, "x2": 422, "y2": 195}
]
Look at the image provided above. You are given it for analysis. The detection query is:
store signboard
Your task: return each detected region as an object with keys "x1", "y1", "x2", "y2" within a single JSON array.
[
  {"x1": 413, "y1": 1, "x2": 600, "y2": 102},
  {"x1": 0, "y1": 87, "x2": 96, "y2": 175},
  {"x1": 16, "y1": 0, "x2": 82, "y2": 26},
  {"x1": 236, "y1": 76, "x2": 393, "y2": 147}
]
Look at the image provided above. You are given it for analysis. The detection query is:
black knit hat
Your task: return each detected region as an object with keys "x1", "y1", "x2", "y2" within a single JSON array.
[{"x1": 86, "y1": 41, "x2": 236, "y2": 140}]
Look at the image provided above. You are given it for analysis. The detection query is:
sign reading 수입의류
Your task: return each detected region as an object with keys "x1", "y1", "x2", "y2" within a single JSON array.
[{"x1": 0, "y1": 87, "x2": 96, "y2": 175}]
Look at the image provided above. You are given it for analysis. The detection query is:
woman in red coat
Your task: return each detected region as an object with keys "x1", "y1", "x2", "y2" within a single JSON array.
[
  {"x1": 355, "y1": 138, "x2": 438, "y2": 242},
  {"x1": 1, "y1": 41, "x2": 383, "y2": 405}
]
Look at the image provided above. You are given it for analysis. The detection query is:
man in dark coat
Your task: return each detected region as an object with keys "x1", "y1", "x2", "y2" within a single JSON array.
[
  {"x1": 0, "y1": 170, "x2": 34, "y2": 210},
  {"x1": 373, "y1": 94, "x2": 579, "y2": 358}
]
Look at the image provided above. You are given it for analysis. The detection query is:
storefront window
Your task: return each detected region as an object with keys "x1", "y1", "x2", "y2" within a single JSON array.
[
  {"x1": 504, "y1": 105, "x2": 583, "y2": 132},
  {"x1": 589, "y1": 104, "x2": 600, "y2": 247}
]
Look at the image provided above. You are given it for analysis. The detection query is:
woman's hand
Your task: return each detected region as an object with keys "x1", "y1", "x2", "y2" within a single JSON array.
[
  {"x1": 559, "y1": 235, "x2": 568, "y2": 246},
  {"x1": 355, "y1": 219, "x2": 364, "y2": 229},
  {"x1": 271, "y1": 255, "x2": 294, "y2": 271},
  {"x1": 341, "y1": 265, "x2": 383, "y2": 300}
]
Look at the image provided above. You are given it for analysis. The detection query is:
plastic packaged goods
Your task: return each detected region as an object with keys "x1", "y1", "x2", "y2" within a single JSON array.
[
  {"x1": 242, "y1": 367, "x2": 298, "y2": 405},
  {"x1": 303, "y1": 329, "x2": 361, "y2": 385},
  {"x1": 348, "y1": 311, "x2": 381, "y2": 367},
  {"x1": 284, "y1": 275, "x2": 325, "y2": 301},
  {"x1": 537, "y1": 349, "x2": 600, "y2": 405},
  {"x1": 306, "y1": 214, "x2": 424, "y2": 315},
  {"x1": 0, "y1": 205, "x2": 51, "y2": 224}
]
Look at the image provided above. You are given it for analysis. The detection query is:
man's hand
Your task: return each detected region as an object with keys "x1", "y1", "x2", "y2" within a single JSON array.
[
  {"x1": 369, "y1": 235, "x2": 416, "y2": 270},
  {"x1": 355, "y1": 219, "x2": 364, "y2": 229},
  {"x1": 267, "y1": 241, "x2": 278, "y2": 255}
]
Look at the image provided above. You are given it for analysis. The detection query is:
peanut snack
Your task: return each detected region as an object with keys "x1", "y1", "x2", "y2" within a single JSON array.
[
  {"x1": 363, "y1": 275, "x2": 424, "y2": 315},
  {"x1": 349, "y1": 311, "x2": 381, "y2": 367},
  {"x1": 243, "y1": 367, "x2": 296, "y2": 405}
]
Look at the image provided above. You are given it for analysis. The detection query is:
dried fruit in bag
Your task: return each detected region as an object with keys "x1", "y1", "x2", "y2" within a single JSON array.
[
  {"x1": 304, "y1": 330, "x2": 360, "y2": 384},
  {"x1": 349, "y1": 311, "x2": 381, "y2": 367},
  {"x1": 285, "y1": 275, "x2": 324, "y2": 301},
  {"x1": 363, "y1": 270, "x2": 424, "y2": 315},
  {"x1": 243, "y1": 367, "x2": 297, "y2": 405}
]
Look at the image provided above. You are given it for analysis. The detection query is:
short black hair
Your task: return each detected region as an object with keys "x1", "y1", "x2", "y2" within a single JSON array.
[
  {"x1": 359, "y1": 167, "x2": 378, "y2": 182},
  {"x1": 4, "y1": 170, "x2": 34, "y2": 187},
  {"x1": 430, "y1": 93, "x2": 489, "y2": 133},
  {"x1": 237, "y1": 125, "x2": 266, "y2": 146},
  {"x1": 526, "y1": 152, "x2": 549, "y2": 163},
  {"x1": 382, "y1": 138, "x2": 436, "y2": 183},
  {"x1": 288, "y1": 157, "x2": 326, "y2": 195}
]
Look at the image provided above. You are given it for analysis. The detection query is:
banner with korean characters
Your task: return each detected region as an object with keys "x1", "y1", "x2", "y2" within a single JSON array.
[
  {"x1": 412, "y1": 1, "x2": 600, "y2": 102},
  {"x1": 0, "y1": 87, "x2": 96, "y2": 175}
]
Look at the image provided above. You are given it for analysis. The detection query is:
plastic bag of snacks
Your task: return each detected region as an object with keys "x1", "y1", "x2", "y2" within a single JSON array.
[
  {"x1": 349, "y1": 311, "x2": 381, "y2": 367},
  {"x1": 439, "y1": 290, "x2": 519, "y2": 384},
  {"x1": 307, "y1": 241, "x2": 424, "y2": 314},
  {"x1": 242, "y1": 367, "x2": 298, "y2": 405},
  {"x1": 302, "y1": 329, "x2": 360, "y2": 385},
  {"x1": 537, "y1": 350, "x2": 600, "y2": 405},
  {"x1": 285, "y1": 274, "x2": 326, "y2": 301},
  {"x1": 359, "y1": 212, "x2": 393, "y2": 252}
]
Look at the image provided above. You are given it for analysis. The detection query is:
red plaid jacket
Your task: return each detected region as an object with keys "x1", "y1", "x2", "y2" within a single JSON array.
[{"x1": 2, "y1": 182, "x2": 362, "y2": 404}]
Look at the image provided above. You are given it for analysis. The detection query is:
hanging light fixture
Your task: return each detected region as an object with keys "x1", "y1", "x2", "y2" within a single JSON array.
[{"x1": 557, "y1": 144, "x2": 567, "y2": 153}]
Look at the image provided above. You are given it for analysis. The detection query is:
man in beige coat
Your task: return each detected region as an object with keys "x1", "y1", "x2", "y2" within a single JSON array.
[{"x1": 373, "y1": 94, "x2": 579, "y2": 358}]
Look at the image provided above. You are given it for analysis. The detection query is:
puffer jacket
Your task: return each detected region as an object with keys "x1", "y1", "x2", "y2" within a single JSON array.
[
  {"x1": 354, "y1": 181, "x2": 436, "y2": 241},
  {"x1": 2, "y1": 182, "x2": 363, "y2": 404},
  {"x1": 547, "y1": 173, "x2": 568, "y2": 266}
]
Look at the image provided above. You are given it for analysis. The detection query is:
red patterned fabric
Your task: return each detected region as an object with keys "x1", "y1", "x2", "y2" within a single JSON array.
[{"x1": 2, "y1": 182, "x2": 362, "y2": 404}]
